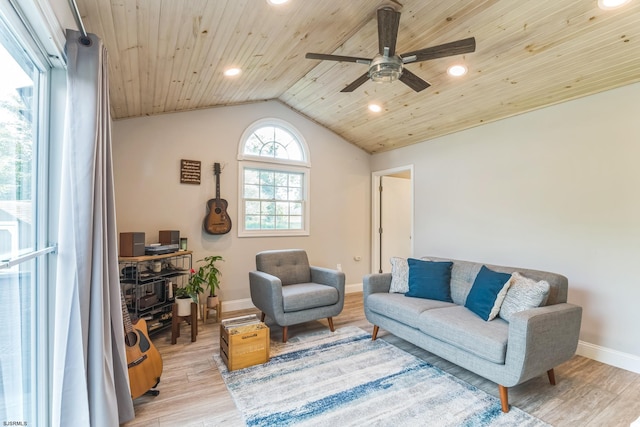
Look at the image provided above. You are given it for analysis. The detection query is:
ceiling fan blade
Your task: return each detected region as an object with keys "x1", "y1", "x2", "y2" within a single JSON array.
[
  {"x1": 401, "y1": 37, "x2": 476, "y2": 63},
  {"x1": 377, "y1": 7, "x2": 401, "y2": 56},
  {"x1": 305, "y1": 53, "x2": 371, "y2": 64},
  {"x1": 340, "y1": 72, "x2": 370, "y2": 92},
  {"x1": 399, "y1": 69, "x2": 431, "y2": 92}
]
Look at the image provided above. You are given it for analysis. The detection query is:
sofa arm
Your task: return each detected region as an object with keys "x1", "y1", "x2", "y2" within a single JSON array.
[
  {"x1": 310, "y1": 266, "x2": 346, "y2": 293},
  {"x1": 363, "y1": 273, "x2": 392, "y2": 299},
  {"x1": 505, "y1": 303, "x2": 582, "y2": 386},
  {"x1": 249, "y1": 271, "x2": 284, "y2": 321}
]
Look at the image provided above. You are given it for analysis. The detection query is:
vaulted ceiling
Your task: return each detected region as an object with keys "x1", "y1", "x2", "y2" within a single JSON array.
[{"x1": 75, "y1": 0, "x2": 640, "y2": 153}]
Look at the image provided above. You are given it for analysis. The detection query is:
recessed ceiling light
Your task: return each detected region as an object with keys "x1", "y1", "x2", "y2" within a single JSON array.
[
  {"x1": 598, "y1": 0, "x2": 632, "y2": 9},
  {"x1": 223, "y1": 68, "x2": 241, "y2": 77},
  {"x1": 368, "y1": 103, "x2": 382, "y2": 113},
  {"x1": 267, "y1": 0, "x2": 289, "y2": 5},
  {"x1": 447, "y1": 65, "x2": 467, "y2": 77}
]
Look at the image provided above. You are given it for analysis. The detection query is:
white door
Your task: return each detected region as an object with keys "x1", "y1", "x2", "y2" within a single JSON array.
[{"x1": 379, "y1": 176, "x2": 412, "y2": 273}]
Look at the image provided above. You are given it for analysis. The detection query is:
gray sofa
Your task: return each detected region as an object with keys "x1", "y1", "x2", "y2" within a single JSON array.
[{"x1": 363, "y1": 256, "x2": 582, "y2": 413}]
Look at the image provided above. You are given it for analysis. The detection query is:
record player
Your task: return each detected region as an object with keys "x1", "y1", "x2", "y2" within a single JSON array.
[{"x1": 144, "y1": 243, "x2": 179, "y2": 255}]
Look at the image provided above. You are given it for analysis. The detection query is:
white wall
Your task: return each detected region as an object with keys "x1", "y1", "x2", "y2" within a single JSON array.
[
  {"x1": 112, "y1": 100, "x2": 371, "y2": 305},
  {"x1": 371, "y1": 82, "x2": 640, "y2": 370}
]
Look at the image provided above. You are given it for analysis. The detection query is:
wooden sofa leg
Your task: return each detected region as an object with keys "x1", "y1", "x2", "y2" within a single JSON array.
[
  {"x1": 282, "y1": 326, "x2": 288, "y2": 343},
  {"x1": 498, "y1": 385, "x2": 509, "y2": 413},
  {"x1": 327, "y1": 317, "x2": 335, "y2": 332},
  {"x1": 547, "y1": 368, "x2": 556, "y2": 385},
  {"x1": 372, "y1": 325, "x2": 379, "y2": 341},
  {"x1": 260, "y1": 312, "x2": 266, "y2": 322}
]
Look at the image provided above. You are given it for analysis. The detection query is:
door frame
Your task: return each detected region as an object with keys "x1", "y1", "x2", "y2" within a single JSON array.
[{"x1": 371, "y1": 165, "x2": 414, "y2": 274}]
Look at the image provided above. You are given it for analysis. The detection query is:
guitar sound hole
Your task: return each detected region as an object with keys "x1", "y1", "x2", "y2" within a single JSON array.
[
  {"x1": 215, "y1": 208, "x2": 222, "y2": 214},
  {"x1": 125, "y1": 331, "x2": 138, "y2": 347}
]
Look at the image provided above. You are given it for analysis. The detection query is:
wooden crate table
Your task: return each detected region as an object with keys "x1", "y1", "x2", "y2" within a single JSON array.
[{"x1": 220, "y1": 317, "x2": 270, "y2": 371}]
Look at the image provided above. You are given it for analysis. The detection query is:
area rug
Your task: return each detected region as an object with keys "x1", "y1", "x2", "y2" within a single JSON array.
[{"x1": 213, "y1": 326, "x2": 549, "y2": 427}]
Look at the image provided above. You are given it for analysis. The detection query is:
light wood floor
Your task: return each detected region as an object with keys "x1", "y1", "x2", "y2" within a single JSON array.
[{"x1": 123, "y1": 293, "x2": 640, "y2": 426}]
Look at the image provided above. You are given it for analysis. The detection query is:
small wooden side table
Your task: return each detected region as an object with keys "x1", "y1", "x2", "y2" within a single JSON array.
[
  {"x1": 171, "y1": 302, "x2": 197, "y2": 344},
  {"x1": 200, "y1": 298, "x2": 222, "y2": 323}
]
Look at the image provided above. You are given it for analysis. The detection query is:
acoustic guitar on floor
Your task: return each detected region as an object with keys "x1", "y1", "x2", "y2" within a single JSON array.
[
  {"x1": 204, "y1": 162, "x2": 232, "y2": 235},
  {"x1": 121, "y1": 290, "x2": 163, "y2": 399}
]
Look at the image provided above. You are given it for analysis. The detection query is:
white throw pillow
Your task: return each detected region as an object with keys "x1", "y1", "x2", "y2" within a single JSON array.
[
  {"x1": 389, "y1": 257, "x2": 409, "y2": 293},
  {"x1": 499, "y1": 272, "x2": 550, "y2": 322}
]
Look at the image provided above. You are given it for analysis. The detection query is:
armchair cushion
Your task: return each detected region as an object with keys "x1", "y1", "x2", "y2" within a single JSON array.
[{"x1": 282, "y1": 283, "x2": 340, "y2": 312}]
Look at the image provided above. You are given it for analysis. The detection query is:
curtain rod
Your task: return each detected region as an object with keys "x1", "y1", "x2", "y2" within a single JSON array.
[{"x1": 68, "y1": 0, "x2": 91, "y2": 45}]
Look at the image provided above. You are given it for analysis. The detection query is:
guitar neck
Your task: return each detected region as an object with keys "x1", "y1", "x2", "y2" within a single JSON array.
[
  {"x1": 215, "y1": 170, "x2": 221, "y2": 200},
  {"x1": 120, "y1": 290, "x2": 134, "y2": 334}
]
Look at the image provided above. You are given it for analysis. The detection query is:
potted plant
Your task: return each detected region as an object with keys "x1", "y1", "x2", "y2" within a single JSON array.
[
  {"x1": 191, "y1": 255, "x2": 224, "y2": 308},
  {"x1": 174, "y1": 285, "x2": 194, "y2": 317},
  {"x1": 174, "y1": 267, "x2": 205, "y2": 316}
]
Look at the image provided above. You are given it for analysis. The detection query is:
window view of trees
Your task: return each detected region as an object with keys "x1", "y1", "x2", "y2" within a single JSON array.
[
  {"x1": 243, "y1": 168, "x2": 303, "y2": 230},
  {"x1": 0, "y1": 89, "x2": 33, "y2": 201}
]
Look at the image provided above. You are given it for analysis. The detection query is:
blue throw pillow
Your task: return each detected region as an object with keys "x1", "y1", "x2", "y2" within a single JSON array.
[
  {"x1": 465, "y1": 265, "x2": 513, "y2": 321},
  {"x1": 405, "y1": 258, "x2": 453, "y2": 302}
]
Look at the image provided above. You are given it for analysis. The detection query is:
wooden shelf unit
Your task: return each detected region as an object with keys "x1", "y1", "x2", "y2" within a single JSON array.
[{"x1": 119, "y1": 250, "x2": 192, "y2": 334}]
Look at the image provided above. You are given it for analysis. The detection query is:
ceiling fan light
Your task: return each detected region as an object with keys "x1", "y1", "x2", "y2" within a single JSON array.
[
  {"x1": 368, "y1": 103, "x2": 382, "y2": 113},
  {"x1": 369, "y1": 55, "x2": 403, "y2": 83}
]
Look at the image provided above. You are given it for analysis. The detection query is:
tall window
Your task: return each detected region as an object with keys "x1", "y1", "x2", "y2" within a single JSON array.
[
  {"x1": 0, "y1": 4, "x2": 53, "y2": 425},
  {"x1": 238, "y1": 119, "x2": 310, "y2": 237}
]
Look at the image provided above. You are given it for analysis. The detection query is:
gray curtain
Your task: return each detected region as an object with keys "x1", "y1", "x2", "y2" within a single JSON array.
[{"x1": 51, "y1": 30, "x2": 134, "y2": 426}]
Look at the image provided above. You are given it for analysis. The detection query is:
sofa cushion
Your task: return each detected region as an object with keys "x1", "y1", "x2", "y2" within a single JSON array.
[
  {"x1": 406, "y1": 258, "x2": 453, "y2": 302},
  {"x1": 367, "y1": 293, "x2": 456, "y2": 329},
  {"x1": 418, "y1": 306, "x2": 509, "y2": 364},
  {"x1": 281, "y1": 283, "x2": 339, "y2": 312},
  {"x1": 464, "y1": 266, "x2": 512, "y2": 321},
  {"x1": 389, "y1": 257, "x2": 409, "y2": 293},
  {"x1": 499, "y1": 272, "x2": 550, "y2": 322}
]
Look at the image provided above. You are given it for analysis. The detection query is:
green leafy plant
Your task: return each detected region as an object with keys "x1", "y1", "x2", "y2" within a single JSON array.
[{"x1": 189, "y1": 255, "x2": 224, "y2": 300}]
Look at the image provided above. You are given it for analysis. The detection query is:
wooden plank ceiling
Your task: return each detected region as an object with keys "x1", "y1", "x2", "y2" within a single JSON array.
[{"x1": 76, "y1": 0, "x2": 640, "y2": 153}]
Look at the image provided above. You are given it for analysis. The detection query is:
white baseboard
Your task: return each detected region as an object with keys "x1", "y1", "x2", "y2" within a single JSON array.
[
  {"x1": 346, "y1": 282, "x2": 363, "y2": 294},
  {"x1": 577, "y1": 340, "x2": 640, "y2": 374},
  {"x1": 221, "y1": 283, "x2": 364, "y2": 313}
]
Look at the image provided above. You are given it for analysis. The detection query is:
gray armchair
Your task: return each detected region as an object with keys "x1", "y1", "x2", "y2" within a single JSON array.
[{"x1": 249, "y1": 249, "x2": 346, "y2": 342}]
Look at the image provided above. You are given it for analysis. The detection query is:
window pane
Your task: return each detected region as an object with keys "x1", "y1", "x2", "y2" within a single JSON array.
[
  {"x1": 246, "y1": 201, "x2": 260, "y2": 215},
  {"x1": 245, "y1": 215, "x2": 260, "y2": 229},
  {"x1": 242, "y1": 124, "x2": 304, "y2": 162},
  {"x1": 0, "y1": 28, "x2": 39, "y2": 424},
  {"x1": 244, "y1": 168, "x2": 260, "y2": 185},
  {"x1": 288, "y1": 173, "x2": 302, "y2": 188},
  {"x1": 290, "y1": 202, "x2": 302, "y2": 215},
  {"x1": 288, "y1": 187, "x2": 302, "y2": 201},
  {"x1": 275, "y1": 186, "x2": 288, "y2": 200},
  {"x1": 275, "y1": 202, "x2": 289, "y2": 215},
  {"x1": 244, "y1": 184, "x2": 259, "y2": 199},
  {"x1": 275, "y1": 215, "x2": 289, "y2": 229},
  {"x1": 261, "y1": 215, "x2": 275, "y2": 229},
  {"x1": 289, "y1": 216, "x2": 302, "y2": 229}
]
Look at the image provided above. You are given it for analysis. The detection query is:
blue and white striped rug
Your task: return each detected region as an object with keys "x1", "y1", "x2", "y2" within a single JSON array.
[{"x1": 213, "y1": 326, "x2": 549, "y2": 427}]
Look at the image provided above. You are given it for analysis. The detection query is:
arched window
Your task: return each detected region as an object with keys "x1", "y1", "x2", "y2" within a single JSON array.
[{"x1": 237, "y1": 119, "x2": 310, "y2": 236}]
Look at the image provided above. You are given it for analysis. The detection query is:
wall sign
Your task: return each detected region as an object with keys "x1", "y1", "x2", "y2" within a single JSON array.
[{"x1": 180, "y1": 159, "x2": 201, "y2": 184}]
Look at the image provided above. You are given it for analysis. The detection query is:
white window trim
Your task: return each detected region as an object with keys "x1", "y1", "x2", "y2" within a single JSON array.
[{"x1": 237, "y1": 160, "x2": 310, "y2": 237}]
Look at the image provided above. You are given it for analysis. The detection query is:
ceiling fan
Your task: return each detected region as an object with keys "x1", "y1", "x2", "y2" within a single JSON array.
[{"x1": 305, "y1": 6, "x2": 476, "y2": 93}]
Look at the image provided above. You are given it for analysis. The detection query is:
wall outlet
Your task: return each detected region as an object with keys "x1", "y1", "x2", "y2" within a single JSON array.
[{"x1": 336, "y1": 263, "x2": 342, "y2": 272}]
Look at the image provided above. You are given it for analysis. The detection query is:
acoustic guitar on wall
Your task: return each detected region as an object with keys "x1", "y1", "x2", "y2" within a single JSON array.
[
  {"x1": 121, "y1": 290, "x2": 163, "y2": 399},
  {"x1": 204, "y1": 162, "x2": 232, "y2": 235}
]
